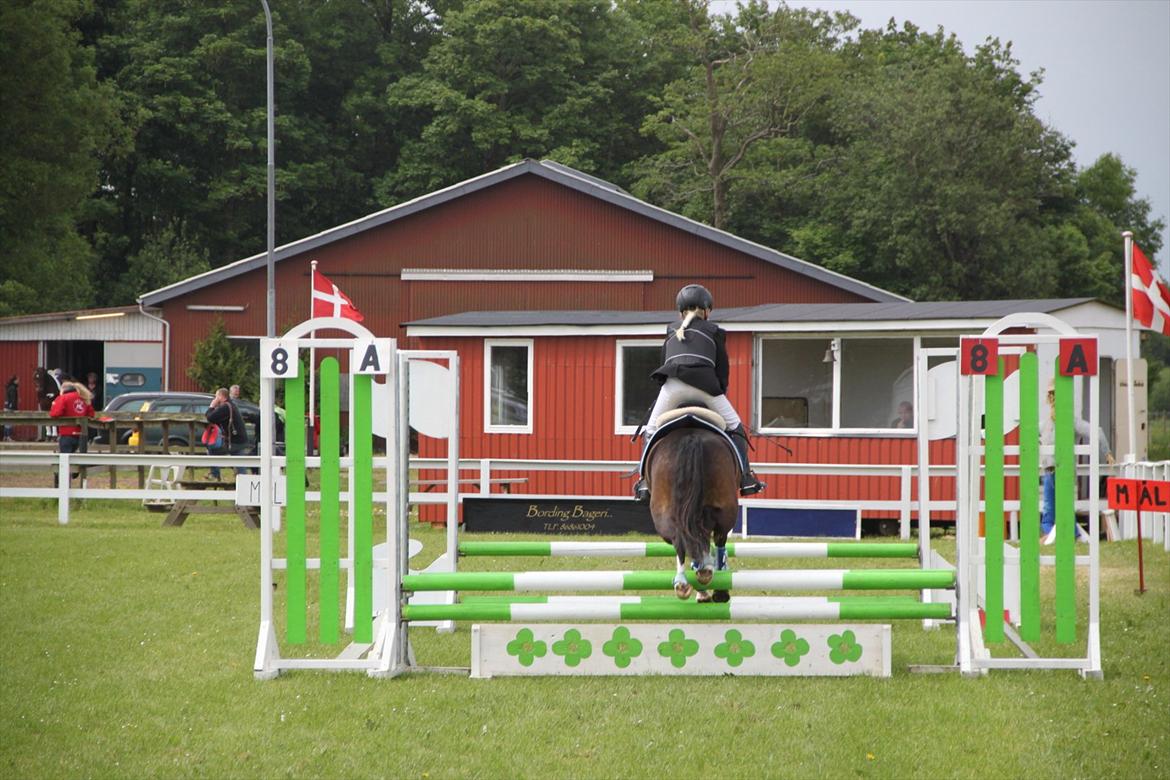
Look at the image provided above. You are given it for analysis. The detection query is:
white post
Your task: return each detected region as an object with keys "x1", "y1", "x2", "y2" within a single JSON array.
[
  {"x1": 446, "y1": 354, "x2": 460, "y2": 566},
  {"x1": 1123, "y1": 231, "x2": 1137, "y2": 463},
  {"x1": 57, "y1": 452, "x2": 70, "y2": 525},
  {"x1": 308, "y1": 260, "x2": 318, "y2": 453}
]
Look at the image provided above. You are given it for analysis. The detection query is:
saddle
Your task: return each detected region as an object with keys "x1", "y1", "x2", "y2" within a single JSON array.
[{"x1": 639, "y1": 406, "x2": 743, "y2": 478}]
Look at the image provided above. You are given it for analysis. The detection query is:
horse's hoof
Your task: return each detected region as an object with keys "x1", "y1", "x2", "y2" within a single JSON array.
[
  {"x1": 695, "y1": 567, "x2": 713, "y2": 586},
  {"x1": 675, "y1": 582, "x2": 693, "y2": 600},
  {"x1": 712, "y1": 590, "x2": 730, "y2": 603},
  {"x1": 696, "y1": 590, "x2": 713, "y2": 603}
]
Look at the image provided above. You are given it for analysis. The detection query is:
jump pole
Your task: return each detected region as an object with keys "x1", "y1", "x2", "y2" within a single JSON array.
[{"x1": 457, "y1": 540, "x2": 919, "y2": 558}]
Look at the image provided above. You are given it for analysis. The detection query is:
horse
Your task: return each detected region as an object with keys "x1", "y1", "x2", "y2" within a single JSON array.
[
  {"x1": 33, "y1": 368, "x2": 60, "y2": 441},
  {"x1": 645, "y1": 409, "x2": 740, "y2": 603}
]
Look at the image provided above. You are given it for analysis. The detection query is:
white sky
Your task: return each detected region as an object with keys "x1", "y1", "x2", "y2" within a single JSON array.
[{"x1": 712, "y1": 0, "x2": 1170, "y2": 274}]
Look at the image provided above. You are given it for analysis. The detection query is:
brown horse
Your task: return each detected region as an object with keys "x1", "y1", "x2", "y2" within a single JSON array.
[{"x1": 646, "y1": 416, "x2": 739, "y2": 603}]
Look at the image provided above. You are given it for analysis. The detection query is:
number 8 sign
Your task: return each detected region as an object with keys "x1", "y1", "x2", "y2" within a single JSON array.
[
  {"x1": 261, "y1": 339, "x2": 299, "y2": 379},
  {"x1": 960, "y1": 337, "x2": 999, "y2": 376}
]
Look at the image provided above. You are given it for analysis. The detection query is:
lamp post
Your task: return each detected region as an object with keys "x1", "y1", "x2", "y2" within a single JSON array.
[{"x1": 261, "y1": 0, "x2": 275, "y2": 338}]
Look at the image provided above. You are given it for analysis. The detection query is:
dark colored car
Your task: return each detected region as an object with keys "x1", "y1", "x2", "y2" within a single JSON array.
[{"x1": 93, "y1": 392, "x2": 279, "y2": 451}]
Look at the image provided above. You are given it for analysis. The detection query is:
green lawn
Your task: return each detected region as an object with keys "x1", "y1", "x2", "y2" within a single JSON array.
[{"x1": 1, "y1": 499, "x2": 1167, "y2": 779}]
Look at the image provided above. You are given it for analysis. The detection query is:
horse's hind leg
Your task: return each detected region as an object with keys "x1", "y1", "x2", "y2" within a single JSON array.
[
  {"x1": 673, "y1": 550, "x2": 693, "y2": 600},
  {"x1": 712, "y1": 519, "x2": 731, "y2": 603}
]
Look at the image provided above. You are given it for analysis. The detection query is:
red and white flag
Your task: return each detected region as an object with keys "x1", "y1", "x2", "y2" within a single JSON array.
[
  {"x1": 311, "y1": 267, "x2": 364, "y2": 322},
  {"x1": 1131, "y1": 242, "x2": 1170, "y2": 336}
]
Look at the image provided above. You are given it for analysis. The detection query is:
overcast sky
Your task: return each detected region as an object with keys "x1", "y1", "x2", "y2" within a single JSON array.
[{"x1": 712, "y1": 0, "x2": 1170, "y2": 273}]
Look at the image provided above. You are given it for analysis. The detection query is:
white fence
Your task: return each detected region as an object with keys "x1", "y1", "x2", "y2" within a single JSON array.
[{"x1": 4, "y1": 451, "x2": 1166, "y2": 552}]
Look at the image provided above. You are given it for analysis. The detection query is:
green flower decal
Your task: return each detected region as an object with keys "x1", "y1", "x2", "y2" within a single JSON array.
[
  {"x1": 713, "y1": 629, "x2": 756, "y2": 668},
  {"x1": 770, "y1": 629, "x2": 810, "y2": 668},
  {"x1": 602, "y1": 626, "x2": 644, "y2": 669},
  {"x1": 506, "y1": 628, "x2": 547, "y2": 667},
  {"x1": 657, "y1": 628, "x2": 700, "y2": 669},
  {"x1": 828, "y1": 630, "x2": 864, "y2": 665},
  {"x1": 552, "y1": 629, "x2": 593, "y2": 667}
]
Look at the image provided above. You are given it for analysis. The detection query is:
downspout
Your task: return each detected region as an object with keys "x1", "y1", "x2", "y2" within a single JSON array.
[{"x1": 137, "y1": 302, "x2": 171, "y2": 391}]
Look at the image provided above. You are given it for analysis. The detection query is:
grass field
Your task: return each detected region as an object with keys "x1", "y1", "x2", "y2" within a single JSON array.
[{"x1": 1, "y1": 499, "x2": 1167, "y2": 779}]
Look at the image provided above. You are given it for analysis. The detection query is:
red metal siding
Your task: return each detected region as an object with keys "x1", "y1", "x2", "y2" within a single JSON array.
[
  {"x1": 160, "y1": 175, "x2": 872, "y2": 388},
  {"x1": 0, "y1": 341, "x2": 41, "y2": 440}
]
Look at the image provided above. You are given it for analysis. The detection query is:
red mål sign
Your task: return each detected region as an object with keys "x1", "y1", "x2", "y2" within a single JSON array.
[{"x1": 1106, "y1": 478, "x2": 1170, "y2": 512}]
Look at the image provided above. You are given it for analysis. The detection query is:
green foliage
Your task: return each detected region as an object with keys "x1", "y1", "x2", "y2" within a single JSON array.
[
  {"x1": 186, "y1": 318, "x2": 257, "y2": 398},
  {"x1": 0, "y1": 0, "x2": 122, "y2": 315},
  {"x1": 109, "y1": 221, "x2": 211, "y2": 302}
]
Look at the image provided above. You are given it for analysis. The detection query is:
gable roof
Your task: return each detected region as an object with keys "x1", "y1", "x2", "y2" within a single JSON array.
[
  {"x1": 139, "y1": 159, "x2": 906, "y2": 306},
  {"x1": 404, "y1": 299, "x2": 1110, "y2": 337}
]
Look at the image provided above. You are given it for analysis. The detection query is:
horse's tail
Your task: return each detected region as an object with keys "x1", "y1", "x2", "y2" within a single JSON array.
[{"x1": 674, "y1": 431, "x2": 710, "y2": 564}]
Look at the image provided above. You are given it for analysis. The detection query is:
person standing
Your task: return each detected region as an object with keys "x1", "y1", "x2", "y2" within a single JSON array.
[
  {"x1": 229, "y1": 384, "x2": 241, "y2": 401},
  {"x1": 1040, "y1": 380, "x2": 1114, "y2": 544},
  {"x1": 49, "y1": 381, "x2": 94, "y2": 485},
  {"x1": 3, "y1": 375, "x2": 17, "y2": 441},
  {"x1": 85, "y1": 372, "x2": 103, "y2": 412},
  {"x1": 206, "y1": 388, "x2": 252, "y2": 478}
]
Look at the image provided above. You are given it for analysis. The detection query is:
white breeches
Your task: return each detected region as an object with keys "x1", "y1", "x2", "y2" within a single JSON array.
[{"x1": 645, "y1": 377, "x2": 741, "y2": 436}]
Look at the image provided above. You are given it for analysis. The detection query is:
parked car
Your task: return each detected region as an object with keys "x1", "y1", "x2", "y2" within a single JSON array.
[{"x1": 93, "y1": 391, "x2": 279, "y2": 452}]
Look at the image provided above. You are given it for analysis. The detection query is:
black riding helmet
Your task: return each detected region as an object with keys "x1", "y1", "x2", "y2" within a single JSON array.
[{"x1": 676, "y1": 284, "x2": 714, "y2": 311}]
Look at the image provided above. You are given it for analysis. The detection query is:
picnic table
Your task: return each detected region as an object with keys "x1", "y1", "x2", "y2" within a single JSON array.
[{"x1": 163, "y1": 480, "x2": 259, "y2": 529}]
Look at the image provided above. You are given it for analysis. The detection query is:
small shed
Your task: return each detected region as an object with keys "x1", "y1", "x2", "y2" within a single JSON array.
[{"x1": 0, "y1": 305, "x2": 166, "y2": 416}]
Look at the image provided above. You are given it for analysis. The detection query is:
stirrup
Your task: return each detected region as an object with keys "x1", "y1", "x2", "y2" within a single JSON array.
[
  {"x1": 739, "y1": 474, "x2": 765, "y2": 496},
  {"x1": 633, "y1": 478, "x2": 650, "y2": 503}
]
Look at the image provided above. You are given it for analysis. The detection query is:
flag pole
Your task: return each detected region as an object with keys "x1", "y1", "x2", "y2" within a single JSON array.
[
  {"x1": 309, "y1": 260, "x2": 318, "y2": 454},
  {"x1": 1123, "y1": 231, "x2": 1137, "y2": 463}
]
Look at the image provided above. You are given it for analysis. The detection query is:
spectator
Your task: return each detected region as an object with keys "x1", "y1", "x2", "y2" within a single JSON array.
[
  {"x1": 85, "y1": 372, "x2": 103, "y2": 412},
  {"x1": 891, "y1": 401, "x2": 914, "y2": 429},
  {"x1": 1040, "y1": 380, "x2": 1114, "y2": 544},
  {"x1": 3, "y1": 375, "x2": 17, "y2": 441},
  {"x1": 49, "y1": 381, "x2": 94, "y2": 485},
  {"x1": 205, "y1": 387, "x2": 252, "y2": 479},
  {"x1": 229, "y1": 384, "x2": 241, "y2": 401}
]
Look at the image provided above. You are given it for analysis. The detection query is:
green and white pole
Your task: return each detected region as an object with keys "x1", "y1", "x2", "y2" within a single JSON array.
[{"x1": 402, "y1": 568, "x2": 954, "y2": 592}]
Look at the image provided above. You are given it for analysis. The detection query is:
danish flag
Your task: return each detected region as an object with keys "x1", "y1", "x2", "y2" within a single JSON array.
[
  {"x1": 311, "y1": 267, "x2": 364, "y2": 322},
  {"x1": 1131, "y1": 243, "x2": 1170, "y2": 336}
]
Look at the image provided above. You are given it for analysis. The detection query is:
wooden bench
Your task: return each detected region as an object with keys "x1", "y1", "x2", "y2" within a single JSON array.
[{"x1": 163, "y1": 480, "x2": 259, "y2": 529}]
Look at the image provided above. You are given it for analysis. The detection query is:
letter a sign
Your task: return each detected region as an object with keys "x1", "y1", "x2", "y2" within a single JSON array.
[
  {"x1": 353, "y1": 339, "x2": 392, "y2": 375},
  {"x1": 1058, "y1": 338, "x2": 1097, "y2": 376}
]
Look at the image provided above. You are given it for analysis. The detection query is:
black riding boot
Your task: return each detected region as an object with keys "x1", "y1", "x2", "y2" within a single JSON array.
[
  {"x1": 729, "y1": 424, "x2": 766, "y2": 496},
  {"x1": 633, "y1": 436, "x2": 651, "y2": 503}
]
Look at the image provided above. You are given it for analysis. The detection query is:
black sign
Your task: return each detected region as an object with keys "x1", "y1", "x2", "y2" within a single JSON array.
[{"x1": 463, "y1": 497, "x2": 656, "y2": 535}]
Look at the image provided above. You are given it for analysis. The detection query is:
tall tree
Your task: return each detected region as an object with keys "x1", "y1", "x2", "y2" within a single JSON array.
[
  {"x1": 789, "y1": 24, "x2": 1078, "y2": 300},
  {"x1": 0, "y1": 0, "x2": 122, "y2": 315},
  {"x1": 632, "y1": 1, "x2": 849, "y2": 229}
]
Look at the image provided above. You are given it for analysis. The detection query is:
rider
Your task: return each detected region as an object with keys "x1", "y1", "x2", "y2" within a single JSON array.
[{"x1": 633, "y1": 284, "x2": 766, "y2": 502}]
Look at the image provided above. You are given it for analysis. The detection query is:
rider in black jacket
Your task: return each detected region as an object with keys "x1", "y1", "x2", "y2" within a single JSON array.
[{"x1": 633, "y1": 284, "x2": 765, "y2": 502}]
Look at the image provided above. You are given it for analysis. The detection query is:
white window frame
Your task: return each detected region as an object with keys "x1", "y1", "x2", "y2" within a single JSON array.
[
  {"x1": 755, "y1": 334, "x2": 920, "y2": 436},
  {"x1": 483, "y1": 338, "x2": 534, "y2": 434},
  {"x1": 614, "y1": 339, "x2": 663, "y2": 435}
]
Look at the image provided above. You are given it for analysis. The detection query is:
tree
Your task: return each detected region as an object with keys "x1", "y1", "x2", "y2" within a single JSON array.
[
  {"x1": 631, "y1": 1, "x2": 849, "y2": 229},
  {"x1": 188, "y1": 318, "x2": 258, "y2": 399},
  {"x1": 110, "y1": 221, "x2": 211, "y2": 303},
  {"x1": 0, "y1": 0, "x2": 122, "y2": 315},
  {"x1": 787, "y1": 24, "x2": 1078, "y2": 300}
]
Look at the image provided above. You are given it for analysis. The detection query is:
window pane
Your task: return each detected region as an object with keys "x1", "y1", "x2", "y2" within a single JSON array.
[
  {"x1": 489, "y1": 346, "x2": 528, "y2": 426},
  {"x1": 761, "y1": 339, "x2": 832, "y2": 428},
  {"x1": 840, "y1": 338, "x2": 914, "y2": 428},
  {"x1": 621, "y1": 346, "x2": 661, "y2": 426}
]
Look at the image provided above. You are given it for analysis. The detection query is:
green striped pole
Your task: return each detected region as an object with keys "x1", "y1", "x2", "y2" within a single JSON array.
[
  {"x1": 401, "y1": 568, "x2": 955, "y2": 592},
  {"x1": 403, "y1": 596, "x2": 953, "y2": 622},
  {"x1": 984, "y1": 359, "x2": 1005, "y2": 643},
  {"x1": 1017, "y1": 352, "x2": 1040, "y2": 642},
  {"x1": 457, "y1": 541, "x2": 920, "y2": 559},
  {"x1": 318, "y1": 357, "x2": 341, "y2": 644},
  {"x1": 284, "y1": 362, "x2": 307, "y2": 644},
  {"x1": 352, "y1": 373, "x2": 373, "y2": 644},
  {"x1": 1054, "y1": 371, "x2": 1076, "y2": 643}
]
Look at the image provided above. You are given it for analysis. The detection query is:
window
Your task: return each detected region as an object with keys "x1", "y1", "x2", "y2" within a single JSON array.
[
  {"x1": 758, "y1": 336, "x2": 916, "y2": 432},
  {"x1": 484, "y1": 340, "x2": 532, "y2": 433},
  {"x1": 615, "y1": 341, "x2": 662, "y2": 433}
]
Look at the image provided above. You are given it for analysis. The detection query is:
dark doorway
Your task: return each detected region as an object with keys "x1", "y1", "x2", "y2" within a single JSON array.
[{"x1": 44, "y1": 340, "x2": 104, "y2": 386}]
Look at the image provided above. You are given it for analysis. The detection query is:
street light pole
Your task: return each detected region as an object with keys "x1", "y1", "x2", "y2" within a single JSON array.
[{"x1": 261, "y1": 0, "x2": 275, "y2": 338}]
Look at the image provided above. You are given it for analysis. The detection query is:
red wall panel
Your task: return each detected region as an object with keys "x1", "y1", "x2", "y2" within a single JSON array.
[{"x1": 0, "y1": 341, "x2": 42, "y2": 440}]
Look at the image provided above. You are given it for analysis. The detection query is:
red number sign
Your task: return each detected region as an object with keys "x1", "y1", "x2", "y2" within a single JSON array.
[{"x1": 960, "y1": 338, "x2": 999, "y2": 375}]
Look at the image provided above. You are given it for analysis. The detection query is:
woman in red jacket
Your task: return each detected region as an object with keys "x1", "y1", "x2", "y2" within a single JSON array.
[{"x1": 49, "y1": 381, "x2": 94, "y2": 454}]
